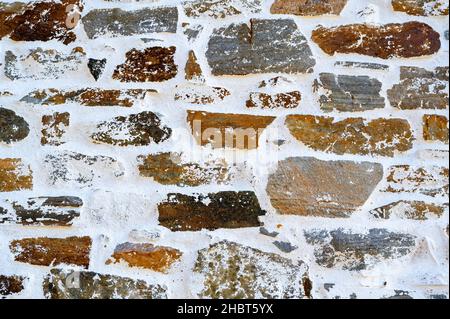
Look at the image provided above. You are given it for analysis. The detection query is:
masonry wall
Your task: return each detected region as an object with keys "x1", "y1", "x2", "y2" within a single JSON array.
[{"x1": 0, "y1": 0, "x2": 449, "y2": 299}]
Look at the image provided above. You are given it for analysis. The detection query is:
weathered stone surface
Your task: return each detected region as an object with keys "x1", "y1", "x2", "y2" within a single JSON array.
[
  {"x1": 246, "y1": 91, "x2": 301, "y2": 109},
  {"x1": 43, "y1": 269, "x2": 167, "y2": 299},
  {"x1": 271, "y1": 0, "x2": 348, "y2": 15},
  {"x1": 0, "y1": 107, "x2": 29, "y2": 144},
  {"x1": 113, "y1": 47, "x2": 177, "y2": 82},
  {"x1": 0, "y1": 0, "x2": 83, "y2": 44},
  {"x1": 304, "y1": 229, "x2": 416, "y2": 270},
  {"x1": 175, "y1": 84, "x2": 230, "y2": 104},
  {"x1": 158, "y1": 192, "x2": 266, "y2": 231},
  {"x1": 312, "y1": 22, "x2": 441, "y2": 59},
  {"x1": 82, "y1": 7, "x2": 178, "y2": 39},
  {"x1": 382, "y1": 165, "x2": 449, "y2": 197},
  {"x1": 0, "y1": 159, "x2": 33, "y2": 192},
  {"x1": 138, "y1": 152, "x2": 229, "y2": 187},
  {"x1": 286, "y1": 115, "x2": 414, "y2": 157},
  {"x1": 0, "y1": 275, "x2": 25, "y2": 298},
  {"x1": 88, "y1": 58, "x2": 107, "y2": 81},
  {"x1": 41, "y1": 112, "x2": 70, "y2": 146},
  {"x1": 423, "y1": 115, "x2": 449, "y2": 143},
  {"x1": 273, "y1": 241, "x2": 298, "y2": 253},
  {"x1": 21, "y1": 88, "x2": 156, "y2": 107},
  {"x1": 182, "y1": 22, "x2": 203, "y2": 42},
  {"x1": 392, "y1": 0, "x2": 449, "y2": 16},
  {"x1": 185, "y1": 50, "x2": 203, "y2": 82},
  {"x1": 107, "y1": 243, "x2": 182, "y2": 273},
  {"x1": 10, "y1": 196, "x2": 82, "y2": 226},
  {"x1": 370, "y1": 201, "x2": 447, "y2": 220},
  {"x1": 387, "y1": 67, "x2": 449, "y2": 110},
  {"x1": 44, "y1": 151, "x2": 124, "y2": 188},
  {"x1": 187, "y1": 111, "x2": 276, "y2": 149},
  {"x1": 206, "y1": 19, "x2": 315, "y2": 75},
  {"x1": 183, "y1": 0, "x2": 262, "y2": 18},
  {"x1": 335, "y1": 61, "x2": 389, "y2": 70},
  {"x1": 10, "y1": 236, "x2": 92, "y2": 268},
  {"x1": 266, "y1": 157, "x2": 383, "y2": 217},
  {"x1": 313, "y1": 73, "x2": 385, "y2": 112},
  {"x1": 194, "y1": 241, "x2": 310, "y2": 298},
  {"x1": 91, "y1": 111, "x2": 171, "y2": 146}
]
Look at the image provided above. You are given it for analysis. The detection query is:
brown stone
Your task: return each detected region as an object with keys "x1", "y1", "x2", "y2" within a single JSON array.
[
  {"x1": 312, "y1": 22, "x2": 441, "y2": 59},
  {"x1": 0, "y1": 159, "x2": 33, "y2": 192},
  {"x1": 267, "y1": 157, "x2": 384, "y2": 217},
  {"x1": 106, "y1": 243, "x2": 182, "y2": 273},
  {"x1": 138, "y1": 152, "x2": 229, "y2": 187},
  {"x1": 10, "y1": 236, "x2": 92, "y2": 268},
  {"x1": 370, "y1": 201, "x2": 447, "y2": 220},
  {"x1": 113, "y1": 47, "x2": 178, "y2": 82},
  {"x1": 285, "y1": 115, "x2": 414, "y2": 157},
  {"x1": 175, "y1": 85, "x2": 230, "y2": 104},
  {"x1": 158, "y1": 192, "x2": 266, "y2": 231},
  {"x1": 41, "y1": 112, "x2": 70, "y2": 146},
  {"x1": 0, "y1": 275, "x2": 25, "y2": 297},
  {"x1": 246, "y1": 91, "x2": 301, "y2": 109},
  {"x1": 392, "y1": 0, "x2": 449, "y2": 16},
  {"x1": 187, "y1": 111, "x2": 276, "y2": 149},
  {"x1": 423, "y1": 115, "x2": 449, "y2": 143},
  {"x1": 21, "y1": 89, "x2": 156, "y2": 107},
  {"x1": 0, "y1": 0, "x2": 83, "y2": 44},
  {"x1": 271, "y1": 0, "x2": 348, "y2": 15},
  {"x1": 185, "y1": 50, "x2": 203, "y2": 81}
]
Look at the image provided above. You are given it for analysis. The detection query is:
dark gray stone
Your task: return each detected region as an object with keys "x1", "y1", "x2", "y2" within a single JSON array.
[
  {"x1": 0, "y1": 108, "x2": 29, "y2": 144},
  {"x1": 273, "y1": 241, "x2": 298, "y2": 253},
  {"x1": 335, "y1": 61, "x2": 389, "y2": 70},
  {"x1": 206, "y1": 19, "x2": 315, "y2": 75},
  {"x1": 88, "y1": 58, "x2": 107, "y2": 81},
  {"x1": 260, "y1": 227, "x2": 279, "y2": 237}
]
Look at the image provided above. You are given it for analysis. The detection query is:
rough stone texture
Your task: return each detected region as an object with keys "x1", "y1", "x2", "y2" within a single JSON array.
[
  {"x1": 286, "y1": 115, "x2": 414, "y2": 157},
  {"x1": 182, "y1": 22, "x2": 203, "y2": 42},
  {"x1": 187, "y1": 111, "x2": 276, "y2": 149},
  {"x1": 304, "y1": 229, "x2": 416, "y2": 270},
  {"x1": 43, "y1": 151, "x2": 124, "y2": 188},
  {"x1": 91, "y1": 111, "x2": 172, "y2": 146},
  {"x1": 271, "y1": 0, "x2": 348, "y2": 15},
  {"x1": 0, "y1": 158, "x2": 33, "y2": 192},
  {"x1": 246, "y1": 91, "x2": 301, "y2": 109},
  {"x1": 0, "y1": 275, "x2": 25, "y2": 298},
  {"x1": 387, "y1": 67, "x2": 449, "y2": 110},
  {"x1": 82, "y1": 7, "x2": 178, "y2": 39},
  {"x1": 175, "y1": 84, "x2": 230, "y2": 104},
  {"x1": 312, "y1": 22, "x2": 441, "y2": 59},
  {"x1": 88, "y1": 58, "x2": 107, "y2": 81},
  {"x1": 206, "y1": 19, "x2": 315, "y2": 75},
  {"x1": 0, "y1": 0, "x2": 83, "y2": 44},
  {"x1": 382, "y1": 165, "x2": 449, "y2": 198},
  {"x1": 423, "y1": 115, "x2": 449, "y2": 143},
  {"x1": 158, "y1": 192, "x2": 266, "y2": 231},
  {"x1": 107, "y1": 243, "x2": 182, "y2": 273},
  {"x1": 370, "y1": 201, "x2": 447, "y2": 220},
  {"x1": 5, "y1": 47, "x2": 86, "y2": 80},
  {"x1": 138, "y1": 152, "x2": 229, "y2": 187},
  {"x1": 335, "y1": 61, "x2": 389, "y2": 70},
  {"x1": 113, "y1": 47, "x2": 177, "y2": 82},
  {"x1": 43, "y1": 269, "x2": 167, "y2": 299},
  {"x1": 314, "y1": 73, "x2": 385, "y2": 112},
  {"x1": 21, "y1": 88, "x2": 155, "y2": 107},
  {"x1": 10, "y1": 237, "x2": 92, "y2": 268},
  {"x1": 266, "y1": 157, "x2": 384, "y2": 217},
  {"x1": 183, "y1": 0, "x2": 262, "y2": 19},
  {"x1": 185, "y1": 50, "x2": 203, "y2": 82},
  {"x1": 194, "y1": 241, "x2": 310, "y2": 298},
  {"x1": 0, "y1": 107, "x2": 29, "y2": 144},
  {"x1": 41, "y1": 112, "x2": 70, "y2": 146},
  {"x1": 392, "y1": 0, "x2": 449, "y2": 16}
]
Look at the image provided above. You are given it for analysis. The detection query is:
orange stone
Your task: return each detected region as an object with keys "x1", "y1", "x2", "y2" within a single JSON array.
[
  {"x1": 0, "y1": 158, "x2": 33, "y2": 192},
  {"x1": 423, "y1": 115, "x2": 449, "y2": 144}
]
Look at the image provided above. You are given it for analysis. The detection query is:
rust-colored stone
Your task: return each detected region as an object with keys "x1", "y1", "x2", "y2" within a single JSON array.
[
  {"x1": 246, "y1": 91, "x2": 301, "y2": 109},
  {"x1": 285, "y1": 115, "x2": 414, "y2": 157},
  {"x1": 10, "y1": 236, "x2": 92, "y2": 268},
  {"x1": 271, "y1": 0, "x2": 348, "y2": 15},
  {"x1": 41, "y1": 112, "x2": 70, "y2": 146},
  {"x1": 185, "y1": 50, "x2": 203, "y2": 81},
  {"x1": 106, "y1": 242, "x2": 182, "y2": 273},
  {"x1": 312, "y1": 22, "x2": 441, "y2": 59},
  {"x1": 370, "y1": 201, "x2": 447, "y2": 220},
  {"x1": 0, "y1": 0, "x2": 83, "y2": 44},
  {"x1": 423, "y1": 115, "x2": 449, "y2": 144},
  {"x1": 187, "y1": 111, "x2": 276, "y2": 149},
  {"x1": 392, "y1": 0, "x2": 449, "y2": 16},
  {"x1": 0, "y1": 158, "x2": 33, "y2": 192},
  {"x1": 113, "y1": 47, "x2": 178, "y2": 82},
  {"x1": 0, "y1": 275, "x2": 25, "y2": 297}
]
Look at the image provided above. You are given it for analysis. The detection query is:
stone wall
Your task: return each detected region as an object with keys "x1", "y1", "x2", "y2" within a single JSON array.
[{"x1": 0, "y1": 0, "x2": 449, "y2": 299}]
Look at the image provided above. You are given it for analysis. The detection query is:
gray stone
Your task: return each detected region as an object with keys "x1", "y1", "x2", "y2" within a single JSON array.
[
  {"x1": 304, "y1": 228, "x2": 416, "y2": 270},
  {"x1": 43, "y1": 269, "x2": 167, "y2": 299},
  {"x1": 82, "y1": 7, "x2": 178, "y2": 39},
  {"x1": 206, "y1": 19, "x2": 315, "y2": 76},
  {"x1": 0, "y1": 108, "x2": 29, "y2": 144},
  {"x1": 314, "y1": 73, "x2": 385, "y2": 112},
  {"x1": 182, "y1": 23, "x2": 203, "y2": 42},
  {"x1": 273, "y1": 241, "x2": 298, "y2": 253},
  {"x1": 260, "y1": 227, "x2": 279, "y2": 237},
  {"x1": 183, "y1": 0, "x2": 262, "y2": 19},
  {"x1": 334, "y1": 61, "x2": 389, "y2": 70}
]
